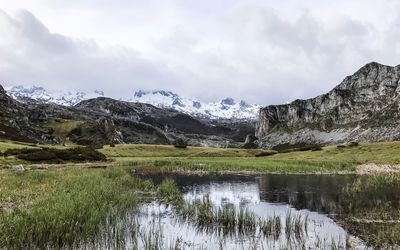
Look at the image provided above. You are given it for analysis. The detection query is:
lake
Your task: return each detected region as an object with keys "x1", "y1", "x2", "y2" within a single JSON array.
[{"x1": 132, "y1": 173, "x2": 370, "y2": 249}]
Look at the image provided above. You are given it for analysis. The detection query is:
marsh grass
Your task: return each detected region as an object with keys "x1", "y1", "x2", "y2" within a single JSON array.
[
  {"x1": 338, "y1": 174, "x2": 400, "y2": 248},
  {"x1": 0, "y1": 167, "x2": 155, "y2": 249},
  {"x1": 177, "y1": 197, "x2": 309, "y2": 240},
  {"x1": 157, "y1": 178, "x2": 184, "y2": 205},
  {"x1": 119, "y1": 157, "x2": 353, "y2": 174},
  {"x1": 260, "y1": 215, "x2": 281, "y2": 238},
  {"x1": 340, "y1": 174, "x2": 400, "y2": 219}
]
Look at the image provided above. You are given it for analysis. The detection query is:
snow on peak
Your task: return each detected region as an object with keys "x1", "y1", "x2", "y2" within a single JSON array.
[
  {"x1": 5, "y1": 85, "x2": 105, "y2": 106},
  {"x1": 4, "y1": 85, "x2": 260, "y2": 120},
  {"x1": 130, "y1": 90, "x2": 260, "y2": 120}
]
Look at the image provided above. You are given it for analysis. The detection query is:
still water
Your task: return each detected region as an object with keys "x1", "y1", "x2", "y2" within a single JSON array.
[{"x1": 134, "y1": 174, "x2": 368, "y2": 249}]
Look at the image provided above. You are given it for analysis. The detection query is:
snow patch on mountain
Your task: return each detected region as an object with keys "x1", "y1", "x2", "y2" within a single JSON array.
[
  {"x1": 5, "y1": 85, "x2": 260, "y2": 120},
  {"x1": 130, "y1": 90, "x2": 260, "y2": 120},
  {"x1": 5, "y1": 85, "x2": 105, "y2": 106}
]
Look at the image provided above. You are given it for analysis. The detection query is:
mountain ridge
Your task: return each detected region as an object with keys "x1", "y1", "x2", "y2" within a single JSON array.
[
  {"x1": 4, "y1": 85, "x2": 260, "y2": 120},
  {"x1": 256, "y1": 61, "x2": 400, "y2": 148},
  {"x1": 0, "y1": 84, "x2": 254, "y2": 147}
]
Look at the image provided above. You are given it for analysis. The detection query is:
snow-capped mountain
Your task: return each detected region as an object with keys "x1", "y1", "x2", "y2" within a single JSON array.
[
  {"x1": 5, "y1": 85, "x2": 105, "y2": 106},
  {"x1": 131, "y1": 90, "x2": 261, "y2": 120},
  {"x1": 5, "y1": 85, "x2": 260, "y2": 120}
]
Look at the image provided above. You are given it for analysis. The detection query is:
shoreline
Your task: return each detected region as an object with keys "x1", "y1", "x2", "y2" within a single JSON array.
[{"x1": 2, "y1": 161, "x2": 400, "y2": 175}]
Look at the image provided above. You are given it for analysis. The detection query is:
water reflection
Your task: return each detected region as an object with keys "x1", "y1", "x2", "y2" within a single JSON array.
[{"x1": 135, "y1": 173, "x2": 368, "y2": 249}]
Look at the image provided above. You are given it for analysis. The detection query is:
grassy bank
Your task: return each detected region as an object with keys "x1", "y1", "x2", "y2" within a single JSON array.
[
  {"x1": 339, "y1": 174, "x2": 400, "y2": 248},
  {"x1": 116, "y1": 156, "x2": 353, "y2": 173},
  {"x1": 0, "y1": 167, "x2": 158, "y2": 249},
  {"x1": 98, "y1": 141, "x2": 400, "y2": 173},
  {"x1": 2, "y1": 140, "x2": 400, "y2": 174}
]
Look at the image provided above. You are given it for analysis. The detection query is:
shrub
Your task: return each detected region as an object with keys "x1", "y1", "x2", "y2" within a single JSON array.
[
  {"x1": 255, "y1": 150, "x2": 278, "y2": 157},
  {"x1": 173, "y1": 138, "x2": 188, "y2": 149},
  {"x1": 5, "y1": 147, "x2": 107, "y2": 163},
  {"x1": 348, "y1": 142, "x2": 359, "y2": 147}
]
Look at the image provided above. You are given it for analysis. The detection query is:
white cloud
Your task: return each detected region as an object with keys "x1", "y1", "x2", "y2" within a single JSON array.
[{"x1": 0, "y1": 1, "x2": 400, "y2": 104}]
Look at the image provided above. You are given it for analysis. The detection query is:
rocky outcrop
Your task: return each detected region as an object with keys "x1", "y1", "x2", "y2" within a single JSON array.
[
  {"x1": 0, "y1": 85, "x2": 58, "y2": 143},
  {"x1": 256, "y1": 62, "x2": 400, "y2": 148}
]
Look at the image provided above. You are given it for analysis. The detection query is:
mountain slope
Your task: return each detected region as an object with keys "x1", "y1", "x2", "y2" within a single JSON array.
[{"x1": 256, "y1": 62, "x2": 400, "y2": 148}]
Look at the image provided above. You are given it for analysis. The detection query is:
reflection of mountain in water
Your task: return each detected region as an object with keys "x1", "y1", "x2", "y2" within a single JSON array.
[
  {"x1": 257, "y1": 175, "x2": 355, "y2": 214},
  {"x1": 138, "y1": 173, "x2": 355, "y2": 215}
]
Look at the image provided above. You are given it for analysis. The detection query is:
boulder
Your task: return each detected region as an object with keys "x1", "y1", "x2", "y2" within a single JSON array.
[{"x1": 12, "y1": 164, "x2": 25, "y2": 172}]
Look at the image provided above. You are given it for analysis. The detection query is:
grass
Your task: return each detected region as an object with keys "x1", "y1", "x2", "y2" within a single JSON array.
[
  {"x1": 99, "y1": 141, "x2": 400, "y2": 165},
  {"x1": 100, "y1": 144, "x2": 263, "y2": 158},
  {"x1": 99, "y1": 141, "x2": 400, "y2": 174},
  {"x1": 47, "y1": 119, "x2": 82, "y2": 145},
  {"x1": 268, "y1": 141, "x2": 400, "y2": 165},
  {"x1": 0, "y1": 167, "x2": 157, "y2": 249},
  {"x1": 117, "y1": 157, "x2": 354, "y2": 174},
  {"x1": 341, "y1": 174, "x2": 400, "y2": 219},
  {"x1": 0, "y1": 140, "x2": 37, "y2": 152},
  {"x1": 3, "y1": 140, "x2": 400, "y2": 173},
  {"x1": 177, "y1": 197, "x2": 309, "y2": 239},
  {"x1": 338, "y1": 174, "x2": 400, "y2": 248}
]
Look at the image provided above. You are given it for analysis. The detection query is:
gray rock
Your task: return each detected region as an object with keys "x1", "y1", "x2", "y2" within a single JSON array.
[
  {"x1": 256, "y1": 62, "x2": 400, "y2": 148},
  {"x1": 12, "y1": 164, "x2": 25, "y2": 172}
]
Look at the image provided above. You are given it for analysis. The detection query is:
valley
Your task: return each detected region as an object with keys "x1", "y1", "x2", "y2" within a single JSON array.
[{"x1": 1, "y1": 62, "x2": 400, "y2": 249}]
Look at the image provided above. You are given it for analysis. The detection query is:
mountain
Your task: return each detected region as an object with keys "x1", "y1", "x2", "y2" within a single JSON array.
[
  {"x1": 5, "y1": 85, "x2": 105, "y2": 106},
  {"x1": 5, "y1": 85, "x2": 260, "y2": 120},
  {"x1": 131, "y1": 90, "x2": 261, "y2": 120},
  {"x1": 0, "y1": 85, "x2": 59, "y2": 143},
  {"x1": 256, "y1": 62, "x2": 400, "y2": 148},
  {"x1": 0, "y1": 84, "x2": 254, "y2": 147}
]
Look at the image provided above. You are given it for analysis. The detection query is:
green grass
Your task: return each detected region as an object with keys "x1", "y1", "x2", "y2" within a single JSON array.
[
  {"x1": 98, "y1": 141, "x2": 400, "y2": 173},
  {"x1": 100, "y1": 144, "x2": 263, "y2": 157},
  {"x1": 0, "y1": 167, "x2": 156, "y2": 249},
  {"x1": 338, "y1": 174, "x2": 400, "y2": 248},
  {"x1": 0, "y1": 141, "x2": 32, "y2": 166},
  {"x1": 268, "y1": 141, "x2": 400, "y2": 165},
  {"x1": 47, "y1": 119, "x2": 82, "y2": 145},
  {"x1": 0, "y1": 140, "x2": 37, "y2": 152},
  {"x1": 3, "y1": 140, "x2": 400, "y2": 174},
  {"x1": 116, "y1": 157, "x2": 354, "y2": 173}
]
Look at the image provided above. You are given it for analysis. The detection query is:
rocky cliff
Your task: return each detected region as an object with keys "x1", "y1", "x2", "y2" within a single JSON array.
[{"x1": 256, "y1": 62, "x2": 400, "y2": 148}]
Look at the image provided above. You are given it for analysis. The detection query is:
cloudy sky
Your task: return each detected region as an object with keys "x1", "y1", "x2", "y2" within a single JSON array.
[{"x1": 1, "y1": 0, "x2": 400, "y2": 104}]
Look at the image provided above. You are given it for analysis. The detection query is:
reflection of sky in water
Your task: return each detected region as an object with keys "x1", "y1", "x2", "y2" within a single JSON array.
[
  {"x1": 184, "y1": 182, "x2": 261, "y2": 207},
  {"x1": 136, "y1": 177, "x2": 369, "y2": 249}
]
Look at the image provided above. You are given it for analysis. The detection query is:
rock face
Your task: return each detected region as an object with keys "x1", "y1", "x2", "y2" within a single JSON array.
[
  {"x1": 256, "y1": 62, "x2": 400, "y2": 148},
  {"x1": 0, "y1": 85, "x2": 57, "y2": 143}
]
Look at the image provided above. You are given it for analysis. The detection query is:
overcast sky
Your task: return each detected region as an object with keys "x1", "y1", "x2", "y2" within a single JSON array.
[{"x1": 1, "y1": 0, "x2": 400, "y2": 104}]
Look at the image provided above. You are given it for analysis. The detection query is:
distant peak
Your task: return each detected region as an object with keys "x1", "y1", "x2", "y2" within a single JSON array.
[
  {"x1": 94, "y1": 90, "x2": 105, "y2": 96},
  {"x1": 152, "y1": 90, "x2": 178, "y2": 97},
  {"x1": 221, "y1": 98, "x2": 235, "y2": 106},
  {"x1": 134, "y1": 90, "x2": 180, "y2": 99},
  {"x1": 239, "y1": 100, "x2": 250, "y2": 108},
  {"x1": 133, "y1": 90, "x2": 148, "y2": 98}
]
